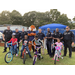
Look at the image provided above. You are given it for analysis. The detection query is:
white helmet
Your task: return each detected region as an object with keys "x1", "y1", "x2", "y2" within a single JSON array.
[{"x1": 12, "y1": 33, "x2": 16, "y2": 36}]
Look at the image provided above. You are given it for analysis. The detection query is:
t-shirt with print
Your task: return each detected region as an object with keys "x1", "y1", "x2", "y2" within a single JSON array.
[
  {"x1": 55, "y1": 42, "x2": 63, "y2": 49},
  {"x1": 22, "y1": 39, "x2": 29, "y2": 46}
]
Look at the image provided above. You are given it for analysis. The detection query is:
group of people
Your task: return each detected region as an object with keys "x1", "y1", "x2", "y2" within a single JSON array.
[{"x1": 2, "y1": 26, "x2": 74, "y2": 60}]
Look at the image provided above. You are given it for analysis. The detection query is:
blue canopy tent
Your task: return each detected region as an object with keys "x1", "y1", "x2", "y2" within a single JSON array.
[
  {"x1": 38, "y1": 23, "x2": 67, "y2": 35},
  {"x1": 39, "y1": 23, "x2": 67, "y2": 30}
]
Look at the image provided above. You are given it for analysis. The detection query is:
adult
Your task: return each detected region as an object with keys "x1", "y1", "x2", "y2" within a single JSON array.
[
  {"x1": 62, "y1": 26, "x2": 74, "y2": 58},
  {"x1": 52, "y1": 28, "x2": 62, "y2": 56},
  {"x1": 3, "y1": 26, "x2": 12, "y2": 53},
  {"x1": 20, "y1": 28, "x2": 28, "y2": 39},
  {"x1": 53, "y1": 28, "x2": 62, "y2": 43},
  {"x1": 15, "y1": 28, "x2": 21, "y2": 50},
  {"x1": 45, "y1": 28, "x2": 53, "y2": 57},
  {"x1": 37, "y1": 29, "x2": 45, "y2": 54}
]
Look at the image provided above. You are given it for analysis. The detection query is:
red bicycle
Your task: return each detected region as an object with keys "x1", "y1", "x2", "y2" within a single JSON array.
[{"x1": 22, "y1": 46, "x2": 27, "y2": 64}]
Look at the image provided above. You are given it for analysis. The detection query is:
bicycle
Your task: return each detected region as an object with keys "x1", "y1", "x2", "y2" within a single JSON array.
[
  {"x1": 33, "y1": 46, "x2": 43, "y2": 65},
  {"x1": 4, "y1": 42, "x2": 19, "y2": 63},
  {"x1": 53, "y1": 46, "x2": 63, "y2": 64},
  {"x1": 21, "y1": 45, "x2": 27, "y2": 64}
]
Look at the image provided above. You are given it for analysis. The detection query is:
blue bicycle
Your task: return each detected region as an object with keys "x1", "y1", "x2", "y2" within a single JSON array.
[{"x1": 4, "y1": 42, "x2": 19, "y2": 63}]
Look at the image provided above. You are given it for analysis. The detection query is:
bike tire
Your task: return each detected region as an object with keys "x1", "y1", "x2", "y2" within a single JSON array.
[
  {"x1": 4, "y1": 52, "x2": 13, "y2": 63},
  {"x1": 33, "y1": 56, "x2": 36, "y2": 65},
  {"x1": 54, "y1": 56, "x2": 57, "y2": 64},
  {"x1": 23, "y1": 53, "x2": 26, "y2": 64}
]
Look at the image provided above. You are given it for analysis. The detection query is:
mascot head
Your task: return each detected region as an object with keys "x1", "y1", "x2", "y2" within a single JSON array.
[{"x1": 29, "y1": 25, "x2": 36, "y2": 31}]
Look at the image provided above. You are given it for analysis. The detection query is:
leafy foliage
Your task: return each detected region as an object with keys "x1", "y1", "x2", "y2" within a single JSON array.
[{"x1": 0, "y1": 9, "x2": 74, "y2": 29}]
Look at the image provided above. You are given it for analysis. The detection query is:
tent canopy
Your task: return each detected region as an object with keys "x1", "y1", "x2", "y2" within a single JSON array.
[{"x1": 39, "y1": 23, "x2": 67, "y2": 30}]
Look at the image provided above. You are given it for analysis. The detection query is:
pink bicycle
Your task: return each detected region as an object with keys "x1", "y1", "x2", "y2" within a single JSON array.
[{"x1": 53, "y1": 46, "x2": 63, "y2": 64}]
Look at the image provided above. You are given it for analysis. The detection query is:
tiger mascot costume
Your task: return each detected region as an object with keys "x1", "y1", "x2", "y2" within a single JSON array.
[{"x1": 28, "y1": 25, "x2": 36, "y2": 51}]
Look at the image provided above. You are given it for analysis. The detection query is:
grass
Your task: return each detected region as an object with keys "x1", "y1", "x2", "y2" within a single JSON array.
[{"x1": 0, "y1": 45, "x2": 75, "y2": 65}]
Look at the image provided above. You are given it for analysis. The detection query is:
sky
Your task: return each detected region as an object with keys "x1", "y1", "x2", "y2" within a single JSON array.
[{"x1": 0, "y1": 9, "x2": 75, "y2": 20}]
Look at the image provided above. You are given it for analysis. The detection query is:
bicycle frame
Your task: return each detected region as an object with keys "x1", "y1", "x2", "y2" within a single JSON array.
[
  {"x1": 33, "y1": 47, "x2": 41, "y2": 61},
  {"x1": 22, "y1": 46, "x2": 26, "y2": 58},
  {"x1": 6, "y1": 42, "x2": 18, "y2": 54},
  {"x1": 54, "y1": 50, "x2": 59, "y2": 58}
]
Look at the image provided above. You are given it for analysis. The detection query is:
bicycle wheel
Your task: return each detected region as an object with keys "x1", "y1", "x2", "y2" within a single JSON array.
[
  {"x1": 54, "y1": 56, "x2": 57, "y2": 64},
  {"x1": 4, "y1": 52, "x2": 13, "y2": 63},
  {"x1": 33, "y1": 56, "x2": 36, "y2": 65},
  {"x1": 23, "y1": 53, "x2": 26, "y2": 64}
]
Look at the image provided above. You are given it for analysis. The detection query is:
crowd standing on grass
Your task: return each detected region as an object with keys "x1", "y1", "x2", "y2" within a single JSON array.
[{"x1": 2, "y1": 25, "x2": 74, "y2": 60}]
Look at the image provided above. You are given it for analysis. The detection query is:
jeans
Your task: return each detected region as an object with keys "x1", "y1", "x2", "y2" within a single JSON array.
[
  {"x1": 21, "y1": 45, "x2": 31, "y2": 57},
  {"x1": 10, "y1": 44, "x2": 17, "y2": 54}
]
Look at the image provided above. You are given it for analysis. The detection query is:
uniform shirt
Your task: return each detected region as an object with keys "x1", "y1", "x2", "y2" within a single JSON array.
[
  {"x1": 53, "y1": 32, "x2": 62, "y2": 42},
  {"x1": 32, "y1": 38, "x2": 43, "y2": 46},
  {"x1": 63, "y1": 31, "x2": 74, "y2": 42},
  {"x1": 37, "y1": 32, "x2": 45, "y2": 40},
  {"x1": 20, "y1": 31, "x2": 28, "y2": 39},
  {"x1": 22, "y1": 39, "x2": 29, "y2": 46},
  {"x1": 15, "y1": 32, "x2": 21, "y2": 42},
  {"x1": 3, "y1": 29, "x2": 12, "y2": 40},
  {"x1": 46, "y1": 31, "x2": 52, "y2": 42},
  {"x1": 8, "y1": 38, "x2": 17, "y2": 46},
  {"x1": 28, "y1": 31, "x2": 36, "y2": 41}
]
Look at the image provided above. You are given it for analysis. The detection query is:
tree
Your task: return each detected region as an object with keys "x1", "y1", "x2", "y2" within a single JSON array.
[
  {"x1": 73, "y1": 17, "x2": 75, "y2": 21},
  {"x1": 10, "y1": 10, "x2": 23, "y2": 25},
  {"x1": 57, "y1": 14, "x2": 69, "y2": 25},
  {"x1": 23, "y1": 11, "x2": 37, "y2": 27},
  {"x1": 0, "y1": 11, "x2": 11, "y2": 24},
  {"x1": 50, "y1": 9, "x2": 60, "y2": 22}
]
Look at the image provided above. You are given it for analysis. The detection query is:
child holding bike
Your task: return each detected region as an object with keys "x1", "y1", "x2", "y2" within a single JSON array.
[
  {"x1": 19, "y1": 35, "x2": 32, "y2": 58},
  {"x1": 8, "y1": 33, "x2": 18, "y2": 56},
  {"x1": 52, "y1": 38, "x2": 63, "y2": 61},
  {"x1": 32, "y1": 35, "x2": 43, "y2": 59}
]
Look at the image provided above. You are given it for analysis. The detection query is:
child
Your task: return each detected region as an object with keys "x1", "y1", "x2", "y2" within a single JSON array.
[
  {"x1": 32, "y1": 35, "x2": 43, "y2": 59},
  {"x1": 52, "y1": 38, "x2": 63, "y2": 61},
  {"x1": 19, "y1": 35, "x2": 32, "y2": 58},
  {"x1": 8, "y1": 33, "x2": 18, "y2": 56}
]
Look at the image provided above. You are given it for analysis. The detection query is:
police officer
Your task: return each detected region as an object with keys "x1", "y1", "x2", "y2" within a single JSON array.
[
  {"x1": 3, "y1": 26, "x2": 12, "y2": 53},
  {"x1": 45, "y1": 28, "x2": 53, "y2": 57},
  {"x1": 37, "y1": 29, "x2": 45, "y2": 54},
  {"x1": 53, "y1": 28, "x2": 62, "y2": 43},
  {"x1": 20, "y1": 28, "x2": 28, "y2": 39},
  {"x1": 15, "y1": 28, "x2": 21, "y2": 50},
  {"x1": 37, "y1": 29, "x2": 45, "y2": 40},
  {"x1": 52, "y1": 28, "x2": 62, "y2": 56},
  {"x1": 62, "y1": 26, "x2": 74, "y2": 58}
]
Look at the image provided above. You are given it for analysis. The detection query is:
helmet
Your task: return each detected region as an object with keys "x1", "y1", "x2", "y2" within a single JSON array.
[{"x1": 12, "y1": 33, "x2": 16, "y2": 36}]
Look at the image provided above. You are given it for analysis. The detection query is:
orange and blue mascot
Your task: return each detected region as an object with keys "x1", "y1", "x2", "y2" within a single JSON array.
[{"x1": 28, "y1": 25, "x2": 36, "y2": 51}]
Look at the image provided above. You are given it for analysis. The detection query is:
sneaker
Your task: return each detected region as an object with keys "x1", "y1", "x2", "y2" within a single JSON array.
[
  {"x1": 41, "y1": 56, "x2": 43, "y2": 59},
  {"x1": 52, "y1": 58, "x2": 54, "y2": 60},
  {"x1": 56, "y1": 59, "x2": 59, "y2": 61},
  {"x1": 30, "y1": 56, "x2": 32, "y2": 58},
  {"x1": 16, "y1": 54, "x2": 18, "y2": 56},
  {"x1": 3, "y1": 51, "x2": 6, "y2": 53}
]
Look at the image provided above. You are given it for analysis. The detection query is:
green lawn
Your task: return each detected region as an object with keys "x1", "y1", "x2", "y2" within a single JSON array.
[{"x1": 0, "y1": 45, "x2": 75, "y2": 65}]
